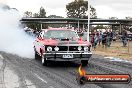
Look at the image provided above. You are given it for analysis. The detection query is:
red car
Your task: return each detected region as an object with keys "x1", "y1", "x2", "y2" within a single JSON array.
[{"x1": 33, "y1": 28, "x2": 92, "y2": 66}]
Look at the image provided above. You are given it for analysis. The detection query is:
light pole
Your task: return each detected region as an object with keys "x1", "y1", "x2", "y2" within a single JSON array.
[{"x1": 87, "y1": 0, "x2": 90, "y2": 42}]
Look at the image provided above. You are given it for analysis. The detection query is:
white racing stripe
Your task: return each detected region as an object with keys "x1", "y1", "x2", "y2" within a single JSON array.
[
  {"x1": 0, "y1": 54, "x2": 4, "y2": 59},
  {"x1": 34, "y1": 73, "x2": 47, "y2": 84}
]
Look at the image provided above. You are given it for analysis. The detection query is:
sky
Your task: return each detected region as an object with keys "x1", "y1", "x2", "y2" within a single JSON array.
[{"x1": 0, "y1": 0, "x2": 132, "y2": 18}]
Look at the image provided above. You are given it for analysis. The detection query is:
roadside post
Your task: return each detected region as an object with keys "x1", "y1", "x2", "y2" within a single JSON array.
[{"x1": 128, "y1": 39, "x2": 130, "y2": 55}]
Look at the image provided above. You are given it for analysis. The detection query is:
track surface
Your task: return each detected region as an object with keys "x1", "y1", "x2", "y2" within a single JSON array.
[{"x1": 0, "y1": 52, "x2": 132, "y2": 88}]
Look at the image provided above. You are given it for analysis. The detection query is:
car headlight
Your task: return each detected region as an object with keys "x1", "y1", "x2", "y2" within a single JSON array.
[
  {"x1": 54, "y1": 46, "x2": 59, "y2": 51},
  {"x1": 47, "y1": 46, "x2": 52, "y2": 51},
  {"x1": 84, "y1": 46, "x2": 88, "y2": 51},
  {"x1": 78, "y1": 46, "x2": 82, "y2": 51}
]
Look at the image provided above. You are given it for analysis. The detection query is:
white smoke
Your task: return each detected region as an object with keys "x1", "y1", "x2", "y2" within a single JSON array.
[{"x1": 0, "y1": 4, "x2": 35, "y2": 58}]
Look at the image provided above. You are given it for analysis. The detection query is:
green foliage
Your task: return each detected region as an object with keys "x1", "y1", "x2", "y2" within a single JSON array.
[
  {"x1": 39, "y1": 7, "x2": 46, "y2": 18},
  {"x1": 24, "y1": 11, "x2": 32, "y2": 17},
  {"x1": 48, "y1": 15, "x2": 63, "y2": 18},
  {"x1": 33, "y1": 13, "x2": 39, "y2": 18},
  {"x1": 66, "y1": 0, "x2": 97, "y2": 18},
  {"x1": 24, "y1": 7, "x2": 47, "y2": 30},
  {"x1": 109, "y1": 17, "x2": 118, "y2": 19},
  {"x1": 125, "y1": 16, "x2": 132, "y2": 19},
  {"x1": 90, "y1": 6, "x2": 97, "y2": 18}
]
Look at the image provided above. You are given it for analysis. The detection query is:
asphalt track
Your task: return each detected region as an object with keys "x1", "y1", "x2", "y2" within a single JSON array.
[{"x1": 0, "y1": 51, "x2": 132, "y2": 88}]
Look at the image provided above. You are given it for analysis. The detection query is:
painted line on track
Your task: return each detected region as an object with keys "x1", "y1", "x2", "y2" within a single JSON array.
[
  {"x1": 104, "y1": 56, "x2": 132, "y2": 64},
  {"x1": 34, "y1": 73, "x2": 48, "y2": 84}
]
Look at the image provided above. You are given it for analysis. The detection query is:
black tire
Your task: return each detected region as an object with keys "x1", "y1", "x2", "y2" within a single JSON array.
[
  {"x1": 35, "y1": 50, "x2": 40, "y2": 60},
  {"x1": 81, "y1": 60, "x2": 88, "y2": 66},
  {"x1": 41, "y1": 56, "x2": 48, "y2": 66}
]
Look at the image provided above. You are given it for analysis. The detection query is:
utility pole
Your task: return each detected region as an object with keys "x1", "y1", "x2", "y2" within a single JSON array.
[{"x1": 87, "y1": 0, "x2": 90, "y2": 42}]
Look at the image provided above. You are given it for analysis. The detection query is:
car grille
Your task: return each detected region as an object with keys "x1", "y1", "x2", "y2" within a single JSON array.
[
  {"x1": 45, "y1": 46, "x2": 82, "y2": 51},
  {"x1": 58, "y1": 46, "x2": 68, "y2": 51},
  {"x1": 69, "y1": 46, "x2": 78, "y2": 51},
  {"x1": 59, "y1": 46, "x2": 81, "y2": 51}
]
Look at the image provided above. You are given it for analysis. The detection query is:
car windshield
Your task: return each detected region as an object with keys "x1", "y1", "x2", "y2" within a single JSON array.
[
  {"x1": 82, "y1": 34, "x2": 87, "y2": 40},
  {"x1": 43, "y1": 30, "x2": 79, "y2": 40},
  {"x1": 82, "y1": 33, "x2": 91, "y2": 41}
]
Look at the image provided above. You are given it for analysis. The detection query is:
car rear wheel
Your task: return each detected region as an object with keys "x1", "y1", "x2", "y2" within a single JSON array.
[
  {"x1": 41, "y1": 56, "x2": 48, "y2": 66},
  {"x1": 81, "y1": 60, "x2": 88, "y2": 66}
]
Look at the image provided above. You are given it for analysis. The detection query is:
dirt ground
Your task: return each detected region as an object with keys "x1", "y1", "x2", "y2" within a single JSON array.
[{"x1": 92, "y1": 41, "x2": 132, "y2": 61}]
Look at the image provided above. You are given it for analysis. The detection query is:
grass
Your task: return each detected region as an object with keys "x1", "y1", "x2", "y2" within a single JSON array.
[{"x1": 92, "y1": 41, "x2": 132, "y2": 61}]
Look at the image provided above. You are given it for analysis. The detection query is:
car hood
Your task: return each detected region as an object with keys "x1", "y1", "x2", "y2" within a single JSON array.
[{"x1": 38, "y1": 38, "x2": 91, "y2": 46}]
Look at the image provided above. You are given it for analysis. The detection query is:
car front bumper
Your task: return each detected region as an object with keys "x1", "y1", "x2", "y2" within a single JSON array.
[{"x1": 43, "y1": 51, "x2": 92, "y2": 61}]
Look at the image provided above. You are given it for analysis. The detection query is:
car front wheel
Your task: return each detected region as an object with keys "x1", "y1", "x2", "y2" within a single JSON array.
[
  {"x1": 41, "y1": 56, "x2": 48, "y2": 66},
  {"x1": 35, "y1": 51, "x2": 41, "y2": 60}
]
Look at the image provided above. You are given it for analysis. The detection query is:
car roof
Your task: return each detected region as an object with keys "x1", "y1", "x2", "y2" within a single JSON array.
[{"x1": 42, "y1": 28, "x2": 73, "y2": 31}]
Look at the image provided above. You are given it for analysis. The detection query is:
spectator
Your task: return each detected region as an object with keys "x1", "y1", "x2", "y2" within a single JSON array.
[
  {"x1": 121, "y1": 29, "x2": 128, "y2": 47},
  {"x1": 108, "y1": 29, "x2": 113, "y2": 47},
  {"x1": 91, "y1": 30, "x2": 99, "y2": 49},
  {"x1": 102, "y1": 29, "x2": 109, "y2": 48},
  {"x1": 98, "y1": 30, "x2": 103, "y2": 45}
]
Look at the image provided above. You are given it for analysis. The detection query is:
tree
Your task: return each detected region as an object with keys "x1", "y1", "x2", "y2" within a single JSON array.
[
  {"x1": 48, "y1": 15, "x2": 63, "y2": 18},
  {"x1": 33, "y1": 13, "x2": 39, "y2": 18},
  {"x1": 39, "y1": 7, "x2": 46, "y2": 18},
  {"x1": 66, "y1": 0, "x2": 97, "y2": 18},
  {"x1": 125, "y1": 16, "x2": 132, "y2": 19},
  {"x1": 90, "y1": 6, "x2": 97, "y2": 18},
  {"x1": 24, "y1": 11, "x2": 32, "y2": 17},
  {"x1": 38, "y1": 7, "x2": 47, "y2": 28},
  {"x1": 109, "y1": 17, "x2": 118, "y2": 19},
  {"x1": 23, "y1": 7, "x2": 47, "y2": 30}
]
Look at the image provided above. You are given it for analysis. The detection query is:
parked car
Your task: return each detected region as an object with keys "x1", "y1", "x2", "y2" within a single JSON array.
[{"x1": 33, "y1": 28, "x2": 92, "y2": 66}]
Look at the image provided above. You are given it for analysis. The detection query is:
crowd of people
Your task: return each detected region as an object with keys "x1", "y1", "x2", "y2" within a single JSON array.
[{"x1": 90, "y1": 29, "x2": 128, "y2": 49}]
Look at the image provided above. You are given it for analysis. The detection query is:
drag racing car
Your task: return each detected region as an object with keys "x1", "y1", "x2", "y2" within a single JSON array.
[{"x1": 33, "y1": 28, "x2": 92, "y2": 66}]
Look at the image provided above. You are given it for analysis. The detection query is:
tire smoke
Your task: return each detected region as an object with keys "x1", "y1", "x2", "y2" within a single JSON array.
[{"x1": 0, "y1": 4, "x2": 35, "y2": 58}]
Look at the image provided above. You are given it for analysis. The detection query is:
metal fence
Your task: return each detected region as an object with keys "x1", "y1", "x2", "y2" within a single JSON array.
[{"x1": 93, "y1": 40, "x2": 132, "y2": 59}]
